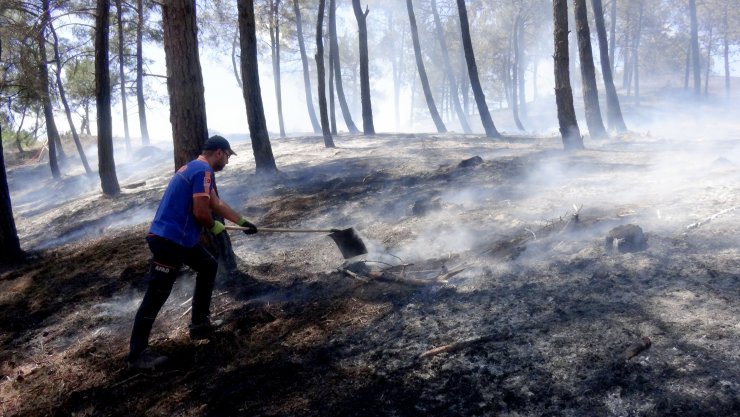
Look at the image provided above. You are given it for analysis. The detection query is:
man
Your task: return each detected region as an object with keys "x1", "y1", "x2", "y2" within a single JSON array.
[{"x1": 127, "y1": 135, "x2": 257, "y2": 370}]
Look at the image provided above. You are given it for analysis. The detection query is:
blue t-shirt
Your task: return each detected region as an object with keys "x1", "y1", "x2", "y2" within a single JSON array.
[{"x1": 149, "y1": 157, "x2": 215, "y2": 247}]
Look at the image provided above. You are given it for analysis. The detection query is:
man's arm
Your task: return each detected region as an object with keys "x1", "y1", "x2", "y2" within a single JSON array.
[
  {"x1": 209, "y1": 188, "x2": 242, "y2": 224},
  {"x1": 192, "y1": 195, "x2": 215, "y2": 227}
]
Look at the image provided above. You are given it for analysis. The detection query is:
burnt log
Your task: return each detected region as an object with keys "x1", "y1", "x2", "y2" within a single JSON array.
[{"x1": 605, "y1": 224, "x2": 647, "y2": 253}]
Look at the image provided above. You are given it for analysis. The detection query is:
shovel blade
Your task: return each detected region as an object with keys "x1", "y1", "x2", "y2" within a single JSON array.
[{"x1": 328, "y1": 228, "x2": 368, "y2": 259}]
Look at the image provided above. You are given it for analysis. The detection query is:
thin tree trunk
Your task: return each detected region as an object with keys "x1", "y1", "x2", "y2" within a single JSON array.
[
  {"x1": 633, "y1": 0, "x2": 643, "y2": 105},
  {"x1": 269, "y1": 0, "x2": 286, "y2": 137},
  {"x1": 38, "y1": 0, "x2": 61, "y2": 178},
  {"x1": 622, "y1": 10, "x2": 631, "y2": 91},
  {"x1": 511, "y1": 15, "x2": 525, "y2": 131},
  {"x1": 96, "y1": 0, "x2": 121, "y2": 195},
  {"x1": 231, "y1": 31, "x2": 243, "y2": 88},
  {"x1": 50, "y1": 21, "x2": 92, "y2": 174},
  {"x1": 351, "y1": 0, "x2": 375, "y2": 135},
  {"x1": 574, "y1": 0, "x2": 607, "y2": 138},
  {"x1": 329, "y1": 0, "x2": 359, "y2": 134},
  {"x1": 315, "y1": 0, "x2": 335, "y2": 147},
  {"x1": 704, "y1": 25, "x2": 712, "y2": 96},
  {"x1": 293, "y1": 0, "x2": 321, "y2": 133},
  {"x1": 609, "y1": 0, "x2": 616, "y2": 74},
  {"x1": 329, "y1": 39, "x2": 337, "y2": 134},
  {"x1": 431, "y1": 0, "x2": 471, "y2": 134},
  {"x1": 591, "y1": 0, "x2": 626, "y2": 132},
  {"x1": 15, "y1": 106, "x2": 26, "y2": 153},
  {"x1": 553, "y1": 0, "x2": 583, "y2": 150},
  {"x1": 115, "y1": 0, "x2": 131, "y2": 151},
  {"x1": 0, "y1": 119, "x2": 23, "y2": 263},
  {"x1": 457, "y1": 0, "x2": 499, "y2": 138},
  {"x1": 689, "y1": 0, "x2": 701, "y2": 97},
  {"x1": 517, "y1": 18, "x2": 527, "y2": 118},
  {"x1": 723, "y1": 3, "x2": 730, "y2": 97},
  {"x1": 684, "y1": 38, "x2": 691, "y2": 90},
  {"x1": 84, "y1": 102, "x2": 91, "y2": 135},
  {"x1": 406, "y1": 0, "x2": 446, "y2": 133},
  {"x1": 236, "y1": 0, "x2": 280, "y2": 170},
  {"x1": 136, "y1": 0, "x2": 150, "y2": 145}
]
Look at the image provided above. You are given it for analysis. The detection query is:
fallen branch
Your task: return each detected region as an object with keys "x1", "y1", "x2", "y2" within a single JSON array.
[
  {"x1": 343, "y1": 269, "x2": 369, "y2": 283},
  {"x1": 435, "y1": 268, "x2": 466, "y2": 283},
  {"x1": 419, "y1": 331, "x2": 510, "y2": 359},
  {"x1": 110, "y1": 373, "x2": 142, "y2": 388},
  {"x1": 622, "y1": 336, "x2": 652, "y2": 361},
  {"x1": 686, "y1": 206, "x2": 738, "y2": 230}
]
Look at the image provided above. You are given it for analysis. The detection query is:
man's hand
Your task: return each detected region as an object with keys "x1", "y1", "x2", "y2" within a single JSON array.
[
  {"x1": 209, "y1": 220, "x2": 226, "y2": 235},
  {"x1": 238, "y1": 217, "x2": 258, "y2": 235}
]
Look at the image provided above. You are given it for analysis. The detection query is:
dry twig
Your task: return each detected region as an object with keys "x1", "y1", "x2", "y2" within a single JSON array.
[{"x1": 419, "y1": 332, "x2": 509, "y2": 359}]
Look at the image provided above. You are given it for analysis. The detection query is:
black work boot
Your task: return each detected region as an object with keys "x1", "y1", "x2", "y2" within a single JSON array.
[{"x1": 188, "y1": 318, "x2": 223, "y2": 340}]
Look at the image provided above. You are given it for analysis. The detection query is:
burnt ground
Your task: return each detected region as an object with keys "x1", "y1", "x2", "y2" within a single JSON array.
[{"x1": 1, "y1": 122, "x2": 739, "y2": 416}]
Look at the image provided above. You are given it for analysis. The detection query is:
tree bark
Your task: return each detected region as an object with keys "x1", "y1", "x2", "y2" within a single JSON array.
[
  {"x1": 553, "y1": 0, "x2": 583, "y2": 150},
  {"x1": 632, "y1": 0, "x2": 643, "y2": 105},
  {"x1": 689, "y1": 0, "x2": 701, "y2": 97},
  {"x1": 38, "y1": 0, "x2": 61, "y2": 178},
  {"x1": 457, "y1": 0, "x2": 500, "y2": 138},
  {"x1": 136, "y1": 0, "x2": 150, "y2": 145},
  {"x1": 351, "y1": 0, "x2": 375, "y2": 135},
  {"x1": 704, "y1": 25, "x2": 712, "y2": 96},
  {"x1": 96, "y1": 0, "x2": 121, "y2": 195},
  {"x1": 329, "y1": 0, "x2": 359, "y2": 134},
  {"x1": 269, "y1": 0, "x2": 286, "y2": 138},
  {"x1": 609, "y1": 0, "x2": 616, "y2": 74},
  {"x1": 0, "y1": 38, "x2": 23, "y2": 264},
  {"x1": 236, "y1": 0, "x2": 279, "y2": 171},
  {"x1": 574, "y1": 0, "x2": 607, "y2": 138},
  {"x1": 293, "y1": 0, "x2": 321, "y2": 134},
  {"x1": 163, "y1": 0, "x2": 209, "y2": 170},
  {"x1": 50, "y1": 21, "x2": 93, "y2": 174},
  {"x1": 431, "y1": 0, "x2": 471, "y2": 134},
  {"x1": 406, "y1": 0, "x2": 446, "y2": 133},
  {"x1": 329, "y1": 38, "x2": 337, "y2": 134},
  {"x1": 315, "y1": 0, "x2": 335, "y2": 147},
  {"x1": 115, "y1": 0, "x2": 131, "y2": 151},
  {"x1": 591, "y1": 0, "x2": 626, "y2": 132},
  {"x1": 511, "y1": 15, "x2": 525, "y2": 131}
]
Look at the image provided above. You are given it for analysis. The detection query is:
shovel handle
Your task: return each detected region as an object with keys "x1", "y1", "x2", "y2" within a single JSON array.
[{"x1": 225, "y1": 225, "x2": 339, "y2": 233}]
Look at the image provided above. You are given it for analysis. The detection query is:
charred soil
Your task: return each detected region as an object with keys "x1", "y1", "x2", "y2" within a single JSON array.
[{"x1": 1, "y1": 132, "x2": 739, "y2": 417}]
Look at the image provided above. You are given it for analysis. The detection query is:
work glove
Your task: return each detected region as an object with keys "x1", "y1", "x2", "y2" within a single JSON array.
[
  {"x1": 238, "y1": 216, "x2": 258, "y2": 235},
  {"x1": 209, "y1": 220, "x2": 225, "y2": 236}
]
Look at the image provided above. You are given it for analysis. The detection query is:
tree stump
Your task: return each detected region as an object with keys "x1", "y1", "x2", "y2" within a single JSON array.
[{"x1": 605, "y1": 224, "x2": 647, "y2": 253}]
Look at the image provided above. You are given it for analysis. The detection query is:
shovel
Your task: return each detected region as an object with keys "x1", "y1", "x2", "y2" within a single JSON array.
[{"x1": 225, "y1": 225, "x2": 368, "y2": 259}]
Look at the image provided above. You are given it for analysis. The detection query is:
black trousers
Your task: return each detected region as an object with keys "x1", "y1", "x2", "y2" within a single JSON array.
[{"x1": 128, "y1": 235, "x2": 218, "y2": 359}]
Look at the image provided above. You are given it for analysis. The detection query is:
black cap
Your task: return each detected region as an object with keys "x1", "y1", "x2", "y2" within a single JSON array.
[{"x1": 203, "y1": 135, "x2": 236, "y2": 156}]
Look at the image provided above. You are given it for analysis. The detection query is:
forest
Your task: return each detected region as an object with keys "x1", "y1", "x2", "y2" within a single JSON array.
[{"x1": 1, "y1": 0, "x2": 739, "y2": 416}]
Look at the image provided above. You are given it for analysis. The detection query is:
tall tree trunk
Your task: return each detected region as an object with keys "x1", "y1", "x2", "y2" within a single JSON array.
[
  {"x1": 406, "y1": 0, "x2": 446, "y2": 133},
  {"x1": 704, "y1": 25, "x2": 712, "y2": 96},
  {"x1": 351, "y1": 0, "x2": 375, "y2": 135},
  {"x1": 689, "y1": 0, "x2": 701, "y2": 97},
  {"x1": 553, "y1": 0, "x2": 583, "y2": 150},
  {"x1": 457, "y1": 0, "x2": 500, "y2": 138},
  {"x1": 511, "y1": 15, "x2": 525, "y2": 131},
  {"x1": 0, "y1": 38, "x2": 22, "y2": 263},
  {"x1": 293, "y1": 0, "x2": 321, "y2": 134},
  {"x1": 115, "y1": 0, "x2": 131, "y2": 151},
  {"x1": 517, "y1": 18, "x2": 527, "y2": 118},
  {"x1": 574, "y1": 0, "x2": 607, "y2": 138},
  {"x1": 329, "y1": 0, "x2": 359, "y2": 134},
  {"x1": 84, "y1": 102, "x2": 91, "y2": 135},
  {"x1": 38, "y1": 0, "x2": 61, "y2": 178},
  {"x1": 632, "y1": 0, "x2": 643, "y2": 105},
  {"x1": 236, "y1": 0, "x2": 279, "y2": 171},
  {"x1": 230, "y1": 31, "x2": 243, "y2": 88},
  {"x1": 315, "y1": 0, "x2": 335, "y2": 146},
  {"x1": 622, "y1": 11, "x2": 631, "y2": 91},
  {"x1": 591, "y1": 0, "x2": 626, "y2": 132},
  {"x1": 136, "y1": 0, "x2": 150, "y2": 145},
  {"x1": 163, "y1": 0, "x2": 209, "y2": 170},
  {"x1": 329, "y1": 40, "x2": 337, "y2": 134},
  {"x1": 50, "y1": 21, "x2": 92, "y2": 174},
  {"x1": 269, "y1": 0, "x2": 286, "y2": 138},
  {"x1": 723, "y1": 3, "x2": 730, "y2": 98},
  {"x1": 96, "y1": 0, "x2": 121, "y2": 195},
  {"x1": 609, "y1": 0, "x2": 616, "y2": 74},
  {"x1": 684, "y1": 38, "x2": 691, "y2": 90},
  {"x1": 431, "y1": 0, "x2": 471, "y2": 133}
]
